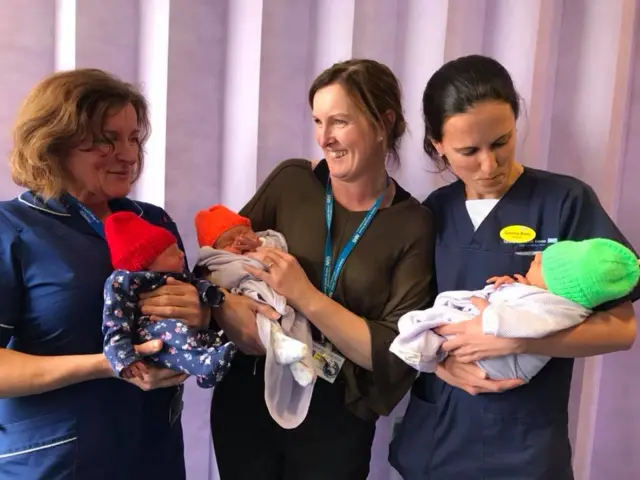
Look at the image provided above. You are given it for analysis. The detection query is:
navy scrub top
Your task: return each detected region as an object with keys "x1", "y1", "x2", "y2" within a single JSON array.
[
  {"x1": 0, "y1": 192, "x2": 188, "y2": 480},
  {"x1": 390, "y1": 167, "x2": 640, "y2": 480}
]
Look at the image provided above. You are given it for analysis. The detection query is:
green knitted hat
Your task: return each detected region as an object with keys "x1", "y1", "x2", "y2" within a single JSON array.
[{"x1": 541, "y1": 238, "x2": 639, "y2": 309}]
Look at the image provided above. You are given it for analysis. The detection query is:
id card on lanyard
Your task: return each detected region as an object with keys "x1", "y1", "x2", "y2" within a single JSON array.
[
  {"x1": 311, "y1": 176, "x2": 388, "y2": 383},
  {"x1": 65, "y1": 194, "x2": 106, "y2": 238}
]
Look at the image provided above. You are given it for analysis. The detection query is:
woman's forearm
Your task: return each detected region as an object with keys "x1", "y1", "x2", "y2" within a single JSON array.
[
  {"x1": 300, "y1": 291, "x2": 373, "y2": 370},
  {"x1": 0, "y1": 348, "x2": 113, "y2": 398},
  {"x1": 522, "y1": 302, "x2": 636, "y2": 357}
]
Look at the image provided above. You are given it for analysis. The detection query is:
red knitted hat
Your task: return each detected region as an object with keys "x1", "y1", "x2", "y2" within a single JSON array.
[
  {"x1": 194, "y1": 204, "x2": 251, "y2": 248},
  {"x1": 104, "y1": 211, "x2": 177, "y2": 271}
]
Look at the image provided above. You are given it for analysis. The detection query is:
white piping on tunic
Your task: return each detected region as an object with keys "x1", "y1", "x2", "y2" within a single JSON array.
[
  {"x1": 0, "y1": 436, "x2": 77, "y2": 459},
  {"x1": 18, "y1": 193, "x2": 145, "y2": 217}
]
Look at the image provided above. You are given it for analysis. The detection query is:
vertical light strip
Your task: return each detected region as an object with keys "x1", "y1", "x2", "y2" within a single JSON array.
[
  {"x1": 220, "y1": 0, "x2": 264, "y2": 211},
  {"x1": 307, "y1": 0, "x2": 355, "y2": 159},
  {"x1": 574, "y1": 2, "x2": 636, "y2": 475},
  {"x1": 606, "y1": 0, "x2": 637, "y2": 218},
  {"x1": 443, "y1": 0, "x2": 487, "y2": 61},
  {"x1": 313, "y1": 0, "x2": 355, "y2": 75},
  {"x1": 136, "y1": 0, "x2": 170, "y2": 208},
  {"x1": 570, "y1": 2, "x2": 629, "y2": 478},
  {"x1": 396, "y1": 0, "x2": 449, "y2": 197},
  {"x1": 521, "y1": 0, "x2": 563, "y2": 171},
  {"x1": 54, "y1": 0, "x2": 76, "y2": 71}
]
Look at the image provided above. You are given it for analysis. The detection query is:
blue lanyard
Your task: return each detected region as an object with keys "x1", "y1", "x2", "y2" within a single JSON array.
[
  {"x1": 322, "y1": 176, "x2": 388, "y2": 299},
  {"x1": 65, "y1": 194, "x2": 105, "y2": 238}
]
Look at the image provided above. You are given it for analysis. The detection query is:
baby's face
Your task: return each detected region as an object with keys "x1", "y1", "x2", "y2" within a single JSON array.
[
  {"x1": 214, "y1": 226, "x2": 260, "y2": 254},
  {"x1": 525, "y1": 253, "x2": 547, "y2": 289},
  {"x1": 148, "y1": 244, "x2": 185, "y2": 273}
]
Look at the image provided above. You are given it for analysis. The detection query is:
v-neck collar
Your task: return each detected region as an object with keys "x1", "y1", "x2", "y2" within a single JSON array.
[
  {"x1": 18, "y1": 191, "x2": 144, "y2": 239},
  {"x1": 454, "y1": 167, "x2": 532, "y2": 243}
]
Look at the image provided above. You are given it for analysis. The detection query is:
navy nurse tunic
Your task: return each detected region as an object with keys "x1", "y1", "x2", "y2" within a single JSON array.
[
  {"x1": 389, "y1": 167, "x2": 640, "y2": 479},
  {"x1": 0, "y1": 192, "x2": 187, "y2": 479}
]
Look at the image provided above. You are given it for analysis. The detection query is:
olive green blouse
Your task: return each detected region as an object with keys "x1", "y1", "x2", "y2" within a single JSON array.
[{"x1": 239, "y1": 159, "x2": 435, "y2": 421}]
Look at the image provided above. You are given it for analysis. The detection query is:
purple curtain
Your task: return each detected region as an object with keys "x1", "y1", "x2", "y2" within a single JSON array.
[{"x1": 1, "y1": 1, "x2": 638, "y2": 478}]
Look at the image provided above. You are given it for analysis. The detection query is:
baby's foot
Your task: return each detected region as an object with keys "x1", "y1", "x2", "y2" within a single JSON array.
[
  {"x1": 271, "y1": 330, "x2": 307, "y2": 365},
  {"x1": 290, "y1": 360, "x2": 314, "y2": 387}
]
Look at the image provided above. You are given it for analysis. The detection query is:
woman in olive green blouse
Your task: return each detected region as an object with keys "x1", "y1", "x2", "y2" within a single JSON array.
[{"x1": 210, "y1": 59, "x2": 435, "y2": 480}]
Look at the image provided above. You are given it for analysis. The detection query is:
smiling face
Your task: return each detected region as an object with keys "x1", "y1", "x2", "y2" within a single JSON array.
[
  {"x1": 65, "y1": 103, "x2": 140, "y2": 203},
  {"x1": 312, "y1": 83, "x2": 386, "y2": 183},
  {"x1": 431, "y1": 100, "x2": 522, "y2": 199}
]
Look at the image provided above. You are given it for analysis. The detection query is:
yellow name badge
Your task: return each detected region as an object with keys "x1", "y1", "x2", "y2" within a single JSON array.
[{"x1": 500, "y1": 225, "x2": 536, "y2": 244}]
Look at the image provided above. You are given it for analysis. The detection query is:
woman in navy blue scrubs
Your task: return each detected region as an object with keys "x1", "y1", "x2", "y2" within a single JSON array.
[
  {"x1": 0, "y1": 69, "x2": 219, "y2": 479},
  {"x1": 389, "y1": 55, "x2": 639, "y2": 479}
]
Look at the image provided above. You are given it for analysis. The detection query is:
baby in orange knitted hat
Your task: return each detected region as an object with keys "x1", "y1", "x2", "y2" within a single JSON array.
[
  {"x1": 194, "y1": 205, "x2": 316, "y2": 430},
  {"x1": 101, "y1": 211, "x2": 236, "y2": 388},
  {"x1": 194, "y1": 204, "x2": 285, "y2": 255}
]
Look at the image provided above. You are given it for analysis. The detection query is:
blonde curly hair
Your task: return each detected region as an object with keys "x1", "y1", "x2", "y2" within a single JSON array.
[{"x1": 9, "y1": 68, "x2": 150, "y2": 199}]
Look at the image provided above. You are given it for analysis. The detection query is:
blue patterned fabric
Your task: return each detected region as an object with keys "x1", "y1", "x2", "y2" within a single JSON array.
[{"x1": 103, "y1": 270, "x2": 236, "y2": 388}]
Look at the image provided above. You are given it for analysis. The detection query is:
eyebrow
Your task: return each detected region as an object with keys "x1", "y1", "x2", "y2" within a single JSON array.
[
  {"x1": 312, "y1": 112, "x2": 351, "y2": 120},
  {"x1": 454, "y1": 131, "x2": 512, "y2": 151},
  {"x1": 104, "y1": 128, "x2": 140, "y2": 136}
]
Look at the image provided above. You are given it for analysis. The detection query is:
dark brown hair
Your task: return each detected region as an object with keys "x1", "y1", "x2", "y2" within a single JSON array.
[
  {"x1": 10, "y1": 68, "x2": 150, "y2": 199},
  {"x1": 422, "y1": 55, "x2": 521, "y2": 171},
  {"x1": 308, "y1": 58, "x2": 406, "y2": 166}
]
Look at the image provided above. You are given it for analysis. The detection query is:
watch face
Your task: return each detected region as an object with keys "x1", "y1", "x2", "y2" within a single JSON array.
[{"x1": 205, "y1": 285, "x2": 223, "y2": 307}]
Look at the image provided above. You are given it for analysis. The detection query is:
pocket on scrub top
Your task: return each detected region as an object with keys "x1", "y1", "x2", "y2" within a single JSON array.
[
  {"x1": 388, "y1": 394, "x2": 438, "y2": 476},
  {"x1": 480, "y1": 410, "x2": 571, "y2": 477},
  {"x1": 0, "y1": 413, "x2": 77, "y2": 479}
]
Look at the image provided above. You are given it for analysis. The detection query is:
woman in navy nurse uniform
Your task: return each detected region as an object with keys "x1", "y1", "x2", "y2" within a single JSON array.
[
  {"x1": 389, "y1": 54, "x2": 639, "y2": 479},
  {"x1": 0, "y1": 69, "x2": 223, "y2": 479}
]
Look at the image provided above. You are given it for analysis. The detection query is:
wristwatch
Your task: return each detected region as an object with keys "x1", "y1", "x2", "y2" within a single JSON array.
[{"x1": 201, "y1": 284, "x2": 225, "y2": 308}]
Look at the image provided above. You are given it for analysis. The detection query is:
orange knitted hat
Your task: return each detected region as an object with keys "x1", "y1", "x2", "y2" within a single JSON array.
[{"x1": 194, "y1": 205, "x2": 251, "y2": 248}]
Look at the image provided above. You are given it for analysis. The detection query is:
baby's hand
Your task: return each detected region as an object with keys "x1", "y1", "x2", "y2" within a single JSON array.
[
  {"x1": 487, "y1": 274, "x2": 530, "y2": 288},
  {"x1": 234, "y1": 234, "x2": 261, "y2": 253},
  {"x1": 122, "y1": 361, "x2": 149, "y2": 381},
  {"x1": 487, "y1": 275, "x2": 516, "y2": 289}
]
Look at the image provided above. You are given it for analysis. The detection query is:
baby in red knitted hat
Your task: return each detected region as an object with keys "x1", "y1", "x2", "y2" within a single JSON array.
[
  {"x1": 101, "y1": 211, "x2": 236, "y2": 388},
  {"x1": 194, "y1": 204, "x2": 316, "y2": 430}
]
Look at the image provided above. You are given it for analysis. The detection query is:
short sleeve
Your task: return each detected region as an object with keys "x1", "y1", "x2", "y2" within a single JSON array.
[
  {"x1": 351, "y1": 208, "x2": 437, "y2": 416},
  {"x1": 0, "y1": 212, "x2": 24, "y2": 348},
  {"x1": 559, "y1": 182, "x2": 640, "y2": 308}
]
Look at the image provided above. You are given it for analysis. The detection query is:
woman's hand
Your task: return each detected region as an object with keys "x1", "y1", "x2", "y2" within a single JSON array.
[
  {"x1": 435, "y1": 356, "x2": 525, "y2": 395},
  {"x1": 111, "y1": 339, "x2": 188, "y2": 390},
  {"x1": 215, "y1": 290, "x2": 280, "y2": 356},
  {"x1": 139, "y1": 277, "x2": 209, "y2": 329},
  {"x1": 246, "y1": 247, "x2": 320, "y2": 310},
  {"x1": 124, "y1": 365, "x2": 188, "y2": 391},
  {"x1": 436, "y1": 297, "x2": 523, "y2": 362}
]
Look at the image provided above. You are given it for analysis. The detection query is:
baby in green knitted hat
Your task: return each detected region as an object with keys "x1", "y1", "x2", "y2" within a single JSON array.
[
  {"x1": 391, "y1": 238, "x2": 639, "y2": 382},
  {"x1": 490, "y1": 237, "x2": 640, "y2": 309}
]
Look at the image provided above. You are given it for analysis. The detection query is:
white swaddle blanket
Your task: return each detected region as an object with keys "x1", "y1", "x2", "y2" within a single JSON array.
[
  {"x1": 196, "y1": 230, "x2": 316, "y2": 429},
  {"x1": 390, "y1": 283, "x2": 591, "y2": 382}
]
